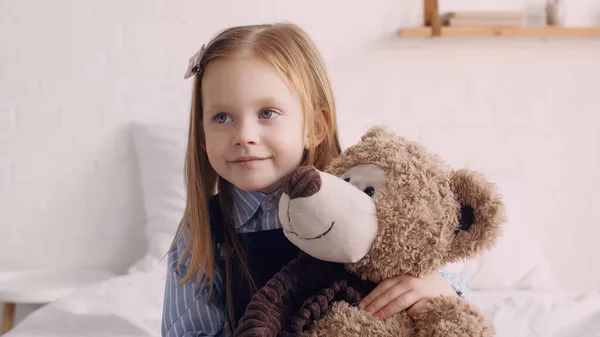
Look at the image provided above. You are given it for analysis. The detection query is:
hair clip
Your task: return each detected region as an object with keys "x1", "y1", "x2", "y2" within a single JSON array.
[{"x1": 183, "y1": 44, "x2": 206, "y2": 80}]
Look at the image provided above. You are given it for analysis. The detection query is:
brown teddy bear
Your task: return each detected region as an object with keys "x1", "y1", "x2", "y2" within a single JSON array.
[{"x1": 233, "y1": 125, "x2": 505, "y2": 337}]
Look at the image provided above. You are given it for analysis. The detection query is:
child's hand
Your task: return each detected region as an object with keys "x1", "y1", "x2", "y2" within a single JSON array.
[{"x1": 358, "y1": 272, "x2": 458, "y2": 320}]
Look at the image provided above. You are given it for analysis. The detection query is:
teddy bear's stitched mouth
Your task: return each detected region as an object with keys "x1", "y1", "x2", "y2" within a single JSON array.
[
  {"x1": 286, "y1": 221, "x2": 335, "y2": 240},
  {"x1": 285, "y1": 200, "x2": 336, "y2": 240}
]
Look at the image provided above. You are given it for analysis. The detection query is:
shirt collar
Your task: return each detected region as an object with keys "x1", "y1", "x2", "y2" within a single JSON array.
[{"x1": 229, "y1": 184, "x2": 281, "y2": 229}]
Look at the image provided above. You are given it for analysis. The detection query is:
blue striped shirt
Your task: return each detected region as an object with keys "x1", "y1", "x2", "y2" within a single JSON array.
[{"x1": 161, "y1": 185, "x2": 470, "y2": 337}]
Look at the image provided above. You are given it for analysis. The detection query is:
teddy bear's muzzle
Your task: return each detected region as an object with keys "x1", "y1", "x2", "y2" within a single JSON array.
[{"x1": 279, "y1": 166, "x2": 380, "y2": 264}]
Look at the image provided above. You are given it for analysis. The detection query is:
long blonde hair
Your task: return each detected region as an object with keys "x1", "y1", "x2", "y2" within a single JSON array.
[{"x1": 173, "y1": 22, "x2": 342, "y2": 329}]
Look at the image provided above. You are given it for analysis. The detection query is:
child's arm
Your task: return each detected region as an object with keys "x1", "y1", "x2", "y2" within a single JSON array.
[
  {"x1": 358, "y1": 269, "x2": 470, "y2": 320},
  {"x1": 162, "y1": 233, "x2": 225, "y2": 337}
]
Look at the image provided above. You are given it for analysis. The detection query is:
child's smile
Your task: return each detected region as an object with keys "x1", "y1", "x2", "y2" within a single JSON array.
[{"x1": 228, "y1": 156, "x2": 273, "y2": 169}]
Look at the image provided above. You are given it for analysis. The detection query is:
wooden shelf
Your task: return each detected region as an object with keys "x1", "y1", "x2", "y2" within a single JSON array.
[
  {"x1": 409, "y1": 0, "x2": 600, "y2": 38},
  {"x1": 398, "y1": 26, "x2": 600, "y2": 37}
]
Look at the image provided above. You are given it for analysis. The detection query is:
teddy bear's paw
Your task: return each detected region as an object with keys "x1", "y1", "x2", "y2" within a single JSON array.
[
  {"x1": 414, "y1": 296, "x2": 495, "y2": 337},
  {"x1": 302, "y1": 301, "x2": 413, "y2": 337}
]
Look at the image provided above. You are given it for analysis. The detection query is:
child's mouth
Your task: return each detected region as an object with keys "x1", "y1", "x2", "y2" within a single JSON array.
[{"x1": 230, "y1": 156, "x2": 271, "y2": 168}]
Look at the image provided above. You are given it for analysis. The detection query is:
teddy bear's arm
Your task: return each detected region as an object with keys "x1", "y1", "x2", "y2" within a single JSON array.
[
  {"x1": 302, "y1": 301, "x2": 414, "y2": 337},
  {"x1": 413, "y1": 295, "x2": 494, "y2": 337},
  {"x1": 234, "y1": 253, "x2": 348, "y2": 337}
]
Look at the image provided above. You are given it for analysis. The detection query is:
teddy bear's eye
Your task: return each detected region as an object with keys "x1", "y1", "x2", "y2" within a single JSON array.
[
  {"x1": 344, "y1": 177, "x2": 351, "y2": 182},
  {"x1": 363, "y1": 186, "x2": 375, "y2": 196}
]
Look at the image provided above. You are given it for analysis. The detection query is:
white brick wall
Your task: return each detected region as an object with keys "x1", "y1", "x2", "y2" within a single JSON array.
[{"x1": 1, "y1": 0, "x2": 600, "y2": 322}]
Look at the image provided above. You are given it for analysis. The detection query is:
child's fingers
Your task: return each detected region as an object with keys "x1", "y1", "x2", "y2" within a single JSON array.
[
  {"x1": 361, "y1": 280, "x2": 412, "y2": 317},
  {"x1": 373, "y1": 290, "x2": 420, "y2": 320},
  {"x1": 358, "y1": 277, "x2": 402, "y2": 310}
]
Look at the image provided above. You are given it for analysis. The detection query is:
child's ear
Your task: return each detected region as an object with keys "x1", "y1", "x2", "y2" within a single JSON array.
[
  {"x1": 303, "y1": 129, "x2": 310, "y2": 150},
  {"x1": 304, "y1": 109, "x2": 328, "y2": 149},
  {"x1": 314, "y1": 118, "x2": 326, "y2": 146},
  {"x1": 447, "y1": 169, "x2": 506, "y2": 262}
]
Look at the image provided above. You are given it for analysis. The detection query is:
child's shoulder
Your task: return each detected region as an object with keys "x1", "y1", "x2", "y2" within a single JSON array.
[
  {"x1": 171, "y1": 194, "x2": 225, "y2": 252},
  {"x1": 168, "y1": 194, "x2": 223, "y2": 271}
]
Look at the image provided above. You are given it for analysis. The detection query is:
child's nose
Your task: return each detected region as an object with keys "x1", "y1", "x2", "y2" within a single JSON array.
[
  {"x1": 283, "y1": 166, "x2": 322, "y2": 199},
  {"x1": 233, "y1": 123, "x2": 259, "y2": 145}
]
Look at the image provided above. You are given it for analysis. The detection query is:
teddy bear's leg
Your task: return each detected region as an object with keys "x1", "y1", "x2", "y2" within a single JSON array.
[
  {"x1": 302, "y1": 301, "x2": 413, "y2": 337},
  {"x1": 413, "y1": 296, "x2": 494, "y2": 337}
]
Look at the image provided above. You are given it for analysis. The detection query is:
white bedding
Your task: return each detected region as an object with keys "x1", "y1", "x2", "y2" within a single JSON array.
[
  {"x1": 474, "y1": 290, "x2": 600, "y2": 337},
  {"x1": 4, "y1": 268, "x2": 600, "y2": 337},
  {"x1": 4, "y1": 269, "x2": 166, "y2": 337}
]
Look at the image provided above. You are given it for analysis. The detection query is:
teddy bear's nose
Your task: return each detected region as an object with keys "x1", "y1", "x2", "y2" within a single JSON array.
[{"x1": 283, "y1": 165, "x2": 322, "y2": 200}]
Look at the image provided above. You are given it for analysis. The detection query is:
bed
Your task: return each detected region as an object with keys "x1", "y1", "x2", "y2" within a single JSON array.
[
  {"x1": 5, "y1": 264, "x2": 600, "y2": 337},
  {"x1": 3, "y1": 269, "x2": 165, "y2": 337},
  {"x1": 5, "y1": 122, "x2": 600, "y2": 337}
]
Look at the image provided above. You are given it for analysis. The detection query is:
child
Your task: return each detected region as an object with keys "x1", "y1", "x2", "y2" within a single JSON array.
[{"x1": 162, "y1": 22, "x2": 470, "y2": 337}]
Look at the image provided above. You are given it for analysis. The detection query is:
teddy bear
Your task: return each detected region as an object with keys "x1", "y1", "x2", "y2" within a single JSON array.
[{"x1": 233, "y1": 125, "x2": 505, "y2": 337}]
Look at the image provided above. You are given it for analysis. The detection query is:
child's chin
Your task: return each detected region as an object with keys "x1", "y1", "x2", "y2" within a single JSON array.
[{"x1": 232, "y1": 178, "x2": 282, "y2": 194}]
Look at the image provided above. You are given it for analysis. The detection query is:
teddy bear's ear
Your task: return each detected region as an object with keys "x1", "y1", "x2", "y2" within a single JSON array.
[
  {"x1": 448, "y1": 169, "x2": 506, "y2": 262},
  {"x1": 360, "y1": 125, "x2": 393, "y2": 142}
]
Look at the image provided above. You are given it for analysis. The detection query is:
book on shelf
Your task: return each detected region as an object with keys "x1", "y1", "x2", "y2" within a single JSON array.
[{"x1": 442, "y1": 11, "x2": 526, "y2": 27}]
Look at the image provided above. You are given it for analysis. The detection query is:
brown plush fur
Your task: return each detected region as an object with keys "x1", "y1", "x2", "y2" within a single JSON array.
[
  {"x1": 234, "y1": 125, "x2": 505, "y2": 337},
  {"x1": 302, "y1": 301, "x2": 414, "y2": 337},
  {"x1": 326, "y1": 126, "x2": 505, "y2": 281}
]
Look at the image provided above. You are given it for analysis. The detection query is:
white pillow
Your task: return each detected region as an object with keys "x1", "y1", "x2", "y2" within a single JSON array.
[
  {"x1": 444, "y1": 171, "x2": 562, "y2": 292},
  {"x1": 129, "y1": 122, "x2": 188, "y2": 273}
]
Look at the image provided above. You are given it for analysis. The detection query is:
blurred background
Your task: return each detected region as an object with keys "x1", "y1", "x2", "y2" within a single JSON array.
[{"x1": 1, "y1": 0, "x2": 599, "y2": 336}]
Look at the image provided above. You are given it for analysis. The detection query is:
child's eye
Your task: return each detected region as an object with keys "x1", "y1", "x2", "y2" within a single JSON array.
[
  {"x1": 213, "y1": 113, "x2": 232, "y2": 124},
  {"x1": 260, "y1": 109, "x2": 280, "y2": 119}
]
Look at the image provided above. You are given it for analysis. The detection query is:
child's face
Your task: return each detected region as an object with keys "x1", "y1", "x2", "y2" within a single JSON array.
[{"x1": 201, "y1": 55, "x2": 308, "y2": 193}]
